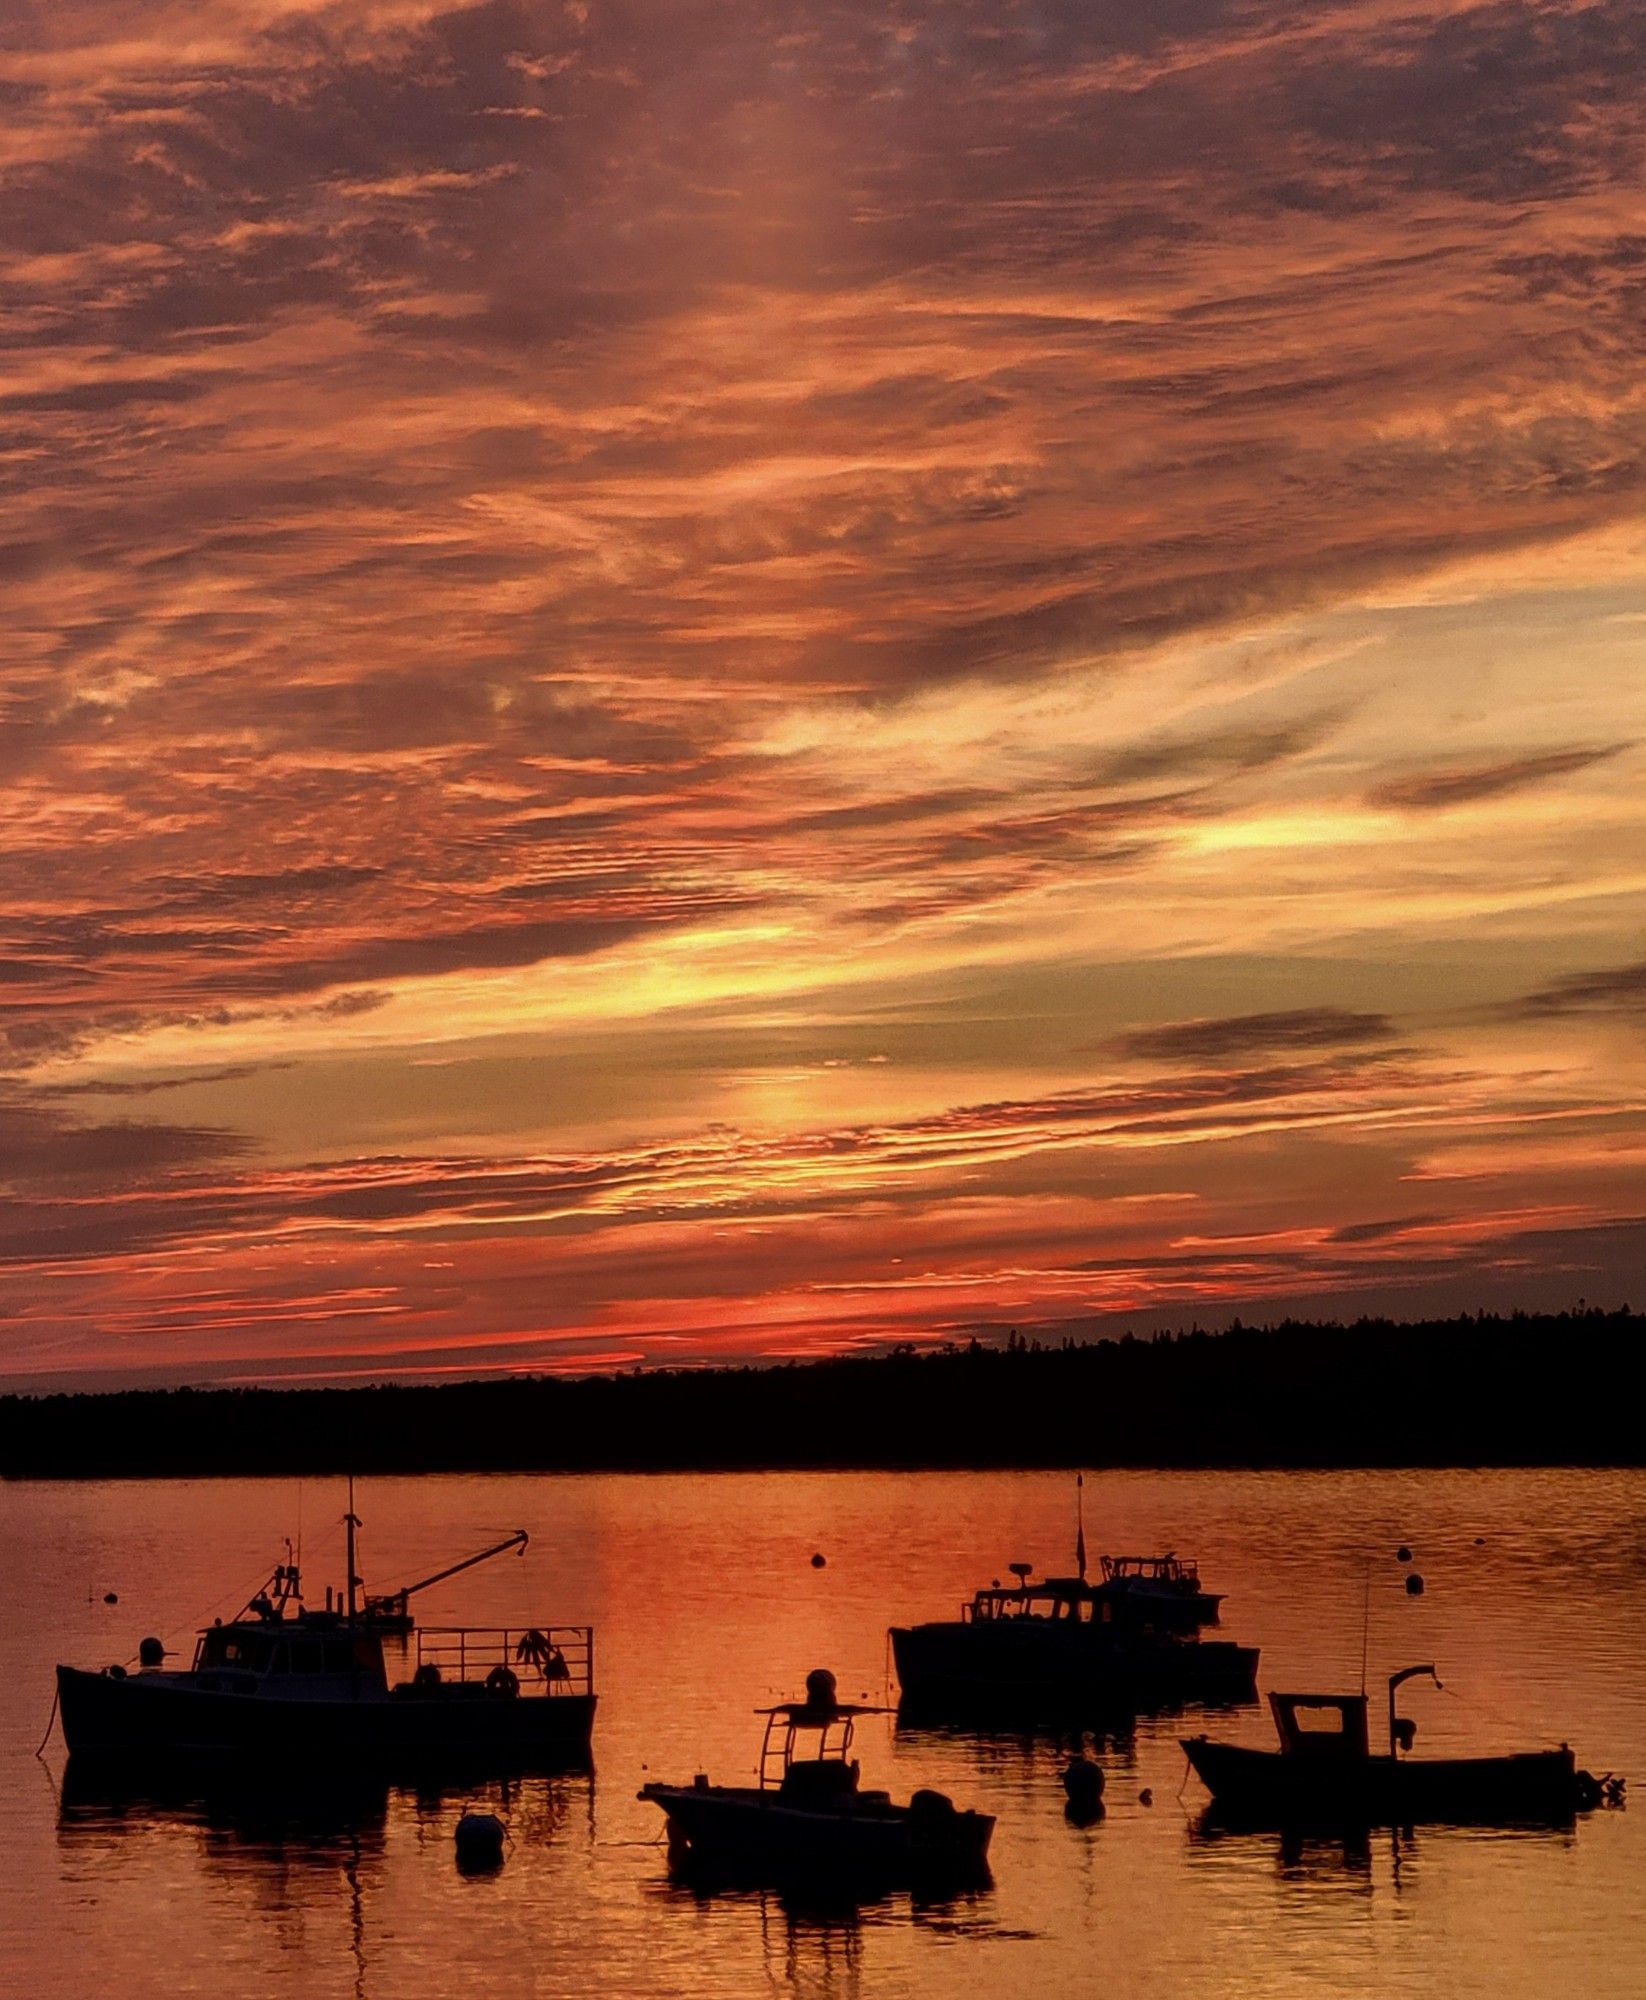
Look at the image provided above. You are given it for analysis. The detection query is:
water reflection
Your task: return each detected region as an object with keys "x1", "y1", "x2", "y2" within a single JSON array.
[
  {"x1": 757, "y1": 1893, "x2": 864, "y2": 2000},
  {"x1": 57, "y1": 1757, "x2": 591, "y2": 1853},
  {"x1": 1185, "y1": 1806, "x2": 1582, "y2": 1895},
  {"x1": 57, "y1": 1757, "x2": 393, "y2": 1863},
  {"x1": 1186, "y1": 1807, "x2": 1378, "y2": 1885},
  {"x1": 644, "y1": 1869, "x2": 1005, "y2": 2000},
  {"x1": 55, "y1": 1758, "x2": 598, "y2": 1999},
  {"x1": 8, "y1": 1469, "x2": 1644, "y2": 2000},
  {"x1": 56, "y1": 1753, "x2": 595, "y2": 1919}
]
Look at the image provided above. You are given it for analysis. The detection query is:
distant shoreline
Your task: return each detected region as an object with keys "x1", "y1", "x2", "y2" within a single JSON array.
[{"x1": 1, "y1": 1309, "x2": 1638, "y2": 1478}]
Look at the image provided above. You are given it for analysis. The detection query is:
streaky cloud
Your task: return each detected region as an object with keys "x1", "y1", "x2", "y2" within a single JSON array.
[
  {"x1": 1107, "y1": 1009, "x2": 1401, "y2": 1064},
  {"x1": 1367, "y1": 744, "x2": 1629, "y2": 812}
]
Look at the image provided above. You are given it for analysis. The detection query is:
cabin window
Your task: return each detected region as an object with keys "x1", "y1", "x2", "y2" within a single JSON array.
[{"x1": 1294, "y1": 1708, "x2": 1348, "y2": 1735}]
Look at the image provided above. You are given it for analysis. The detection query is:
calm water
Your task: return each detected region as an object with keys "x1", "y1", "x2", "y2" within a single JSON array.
[{"x1": 1, "y1": 1469, "x2": 1642, "y2": 1999}]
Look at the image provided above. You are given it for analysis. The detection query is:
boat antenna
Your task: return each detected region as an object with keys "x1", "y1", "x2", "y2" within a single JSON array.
[
  {"x1": 345, "y1": 1474, "x2": 361, "y2": 1626},
  {"x1": 1076, "y1": 1472, "x2": 1087, "y2": 1583}
]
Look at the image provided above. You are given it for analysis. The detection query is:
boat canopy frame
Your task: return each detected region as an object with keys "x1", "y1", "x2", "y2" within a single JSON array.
[{"x1": 756, "y1": 1699, "x2": 885, "y2": 1791}]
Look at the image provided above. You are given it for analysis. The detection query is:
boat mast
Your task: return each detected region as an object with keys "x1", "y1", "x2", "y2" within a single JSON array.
[{"x1": 345, "y1": 1474, "x2": 361, "y2": 1626}]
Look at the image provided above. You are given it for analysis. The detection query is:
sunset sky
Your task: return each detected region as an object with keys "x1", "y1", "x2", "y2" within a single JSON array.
[{"x1": 2, "y1": 0, "x2": 1643, "y2": 1388}]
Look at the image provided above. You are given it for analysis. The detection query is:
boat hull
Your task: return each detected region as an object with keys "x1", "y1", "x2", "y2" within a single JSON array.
[
  {"x1": 641, "y1": 1782, "x2": 993, "y2": 1885},
  {"x1": 891, "y1": 1621, "x2": 1258, "y2": 1718},
  {"x1": 1181, "y1": 1737, "x2": 1588, "y2": 1825},
  {"x1": 57, "y1": 1665, "x2": 594, "y2": 1770}
]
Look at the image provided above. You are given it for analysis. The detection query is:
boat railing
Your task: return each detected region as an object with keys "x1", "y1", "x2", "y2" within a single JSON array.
[
  {"x1": 413, "y1": 1624, "x2": 593, "y2": 1696},
  {"x1": 1101, "y1": 1554, "x2": 1198, "y2": 1585}
]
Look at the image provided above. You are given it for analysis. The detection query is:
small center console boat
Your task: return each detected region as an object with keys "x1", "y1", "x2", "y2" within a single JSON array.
[{"x1": 639, "y1": 1668, "x2": 994, "y2": 1886}]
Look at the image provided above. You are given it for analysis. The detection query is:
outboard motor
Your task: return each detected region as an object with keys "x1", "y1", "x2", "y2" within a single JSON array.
[{"x1": 909, "y1": 1787, "x2": 956, "y2": 1822}]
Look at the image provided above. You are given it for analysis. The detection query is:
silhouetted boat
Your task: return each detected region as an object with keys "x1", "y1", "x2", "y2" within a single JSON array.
[
  {"x1": 1097, "y1": 1552, "x2": 1221, "y2": 1630},
  {"x1": 891, "y1": 1562, "x2": 1258, "y2": 1717},
  {"x1": 55, "y1": 1487, "x2": 595, "y2": 1769},
  {"x1": 1183, "y1": 1665, "x2": 1621, "y2": 1825},
  {"x1": 639, "y1": 1669, "x2": 993, "y2": 1886}
]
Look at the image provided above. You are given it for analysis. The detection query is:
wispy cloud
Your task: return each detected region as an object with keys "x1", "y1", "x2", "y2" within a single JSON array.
[
  {"x1": 1504, "y1": 958, "x2": 1646, "y2": 1022},
  {"x1": 1368, "y1": 745, "x2": 1629, "y2": 812},
  {"x1": 1107, "y1": 1009, "x2": 1400, "y2": 1065}
]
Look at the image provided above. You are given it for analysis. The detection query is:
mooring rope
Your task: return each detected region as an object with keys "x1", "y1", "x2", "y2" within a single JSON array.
[{"x1": 35, "y1": 1684, "x2": 60, "y2": 1759}]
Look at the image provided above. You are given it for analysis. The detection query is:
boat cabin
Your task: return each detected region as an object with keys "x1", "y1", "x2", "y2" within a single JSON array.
[
  {"x1": 963, "y1": 1573, "x2": 1116, "y2": 1625},
  {"x1": 189, "y1": 1616, "x2": 389, "y2": 1693},
  {"x1": 180, "y1": 1601, "x2": 593, "y2": 1706},
  {"x1": 1268, "y1": 1692, "x2": 1372, "y2": 1761},
  {"x1": 1268, "y1": 1666, "x2": 1439, "y2": 1762}
]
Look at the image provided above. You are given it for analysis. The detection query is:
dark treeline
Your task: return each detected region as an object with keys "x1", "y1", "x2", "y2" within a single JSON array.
[{"x1": 0, "y1": 1308, "x2": 1638, "y2": 1478}]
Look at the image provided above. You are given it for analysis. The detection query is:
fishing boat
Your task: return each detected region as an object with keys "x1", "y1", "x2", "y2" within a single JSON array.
[
  {"x1": 891, "y1": 1564, "x2": 1258, "y2": 1718},
  {"x1": 892, "y1": 1479, "x2": 1249, "y2": 1717},
  {"x1": 638, "y1": 1669, "x2": 994, "y2": 1885},
  {"x1": 1182, "y1": 1664, "x2": 1622, "y2": 1825},
  {"x1": 54, "y1": 1489, "x2": 595, "y2": 1769},
  {"x1": 1097, "y1": 1553, "x2": 1222, "y2": 1630}
]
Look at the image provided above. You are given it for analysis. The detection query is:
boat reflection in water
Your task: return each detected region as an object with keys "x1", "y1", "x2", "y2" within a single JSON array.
[
  {"x1": 1186, "y1": 1806, "x2": 1379, "y2": 1884},
  {"x1": 56, "y1": 1755, "x2": 591, "y2": 1858},
  {"x1": 56, "y1": 1756, "x2": 593, "y2": 2000},
  {"x1": 1185, "y1": 1805, "x2": 1588, "y2": 1899},
  {"x1": 646, "y1": 1867, "x2": 998, "y2": 2000},
  {"x1": 57, "y1": 1754, "x2": 393, "y2": 1864}
]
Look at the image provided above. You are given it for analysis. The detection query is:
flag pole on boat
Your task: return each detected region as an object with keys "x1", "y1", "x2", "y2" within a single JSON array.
[{"x1": 1076, "y1": 1472, "x2": 1087, "y2": 1582}]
